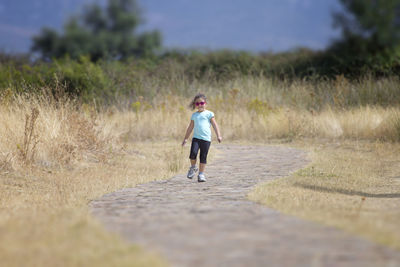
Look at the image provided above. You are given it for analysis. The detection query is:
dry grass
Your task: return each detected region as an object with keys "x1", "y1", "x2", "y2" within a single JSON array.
[
  {"x1": 249, "y1": 140, "x2": 400, "y2": 250},
  {"x1": 0, "y1": 95, "x2": 112, "y2": 171},
  {"x1": 1, "y1": 81, "x2": 400, "y2": 266},
  {"x1": 0, "y1": 140, "x2": 187, "y2": 266},
  {"x1": 0, "y1": 95, "x2": 190, "y2": 267},
  {"x1": 111, "y1": 95, "x2": 400, "y2": 143}
]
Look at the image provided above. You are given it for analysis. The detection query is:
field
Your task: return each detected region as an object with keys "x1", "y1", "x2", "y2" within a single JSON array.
[
  {"x1": 249, "y1": 140, "x2": 400, "y2": 251},
  {"x1": 1, "y1": 75, "x2": 400, "y2": 265}
]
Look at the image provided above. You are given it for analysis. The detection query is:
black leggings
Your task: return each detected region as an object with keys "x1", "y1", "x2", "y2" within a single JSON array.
[{"x1": 189, "y1": 138, "x2": 211, "y2": 164}]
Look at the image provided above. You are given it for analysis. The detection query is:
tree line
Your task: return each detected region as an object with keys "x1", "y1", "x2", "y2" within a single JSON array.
[{"x1": 12, "y1": 0, "x2": 400, "y2": 78}]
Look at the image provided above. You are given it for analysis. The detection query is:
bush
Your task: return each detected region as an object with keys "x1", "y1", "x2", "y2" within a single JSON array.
[{"x1": 1, "y1": 48, "x2": 399, "y2": 107}]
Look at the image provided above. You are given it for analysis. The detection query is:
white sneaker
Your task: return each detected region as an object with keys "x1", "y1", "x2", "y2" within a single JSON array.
[
  {"x1": 198, "y1": 173, "x2": 206, "y2": 182},
  {"x1": 187, "y1": 166, "x2": 198, "y2": 179}
]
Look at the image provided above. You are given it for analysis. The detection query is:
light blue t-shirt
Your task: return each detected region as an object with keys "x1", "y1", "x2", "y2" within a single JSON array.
[{"x1": 191, "y1": 110, "x2": 214, "y2": 142}]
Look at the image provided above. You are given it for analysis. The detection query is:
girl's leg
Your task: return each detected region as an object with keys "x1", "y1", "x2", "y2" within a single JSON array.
[
  {"x1": 187, "y1": 139, "x2": 200, "y2": 179},
  {"x1": 199, "y1": 140, "x2": 211, "y2": 172},
  {"x1": 189, "y1": 139, "x2": 200, "y2": 166},
  {"x1": 199, "y1": 163, "x2": 206, "y2": 172},
  {"x1": 198, "y1": 140, "x2": 210, "y2": 182}
]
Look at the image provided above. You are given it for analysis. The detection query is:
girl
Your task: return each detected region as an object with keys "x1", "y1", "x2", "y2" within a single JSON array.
[{"x1": 182, "y1": 93, "x2": 222, "y2": 182}]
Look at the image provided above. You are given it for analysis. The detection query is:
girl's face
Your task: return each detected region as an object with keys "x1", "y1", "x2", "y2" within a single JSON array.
[{"x1": 195, "y1": 98, "x2": 206, "y2": 112}]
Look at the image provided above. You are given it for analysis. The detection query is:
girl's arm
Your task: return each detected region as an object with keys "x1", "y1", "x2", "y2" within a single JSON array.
[
  {"x1": 211, "y1": 117, "x2": 222, "y2": 143},
  {"x1": 182, "y1": 120, "x2": 194, "y2": 146}
]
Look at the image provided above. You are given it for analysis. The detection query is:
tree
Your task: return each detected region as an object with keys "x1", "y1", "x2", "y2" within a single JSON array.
[
  {"x1": 32, "y1": 0, "x2": 162, "y2": 61},
  {"x1": 321, "y1": 0, "x2": 400, "y2": 76},
  {"x1": 334, "y1": 0, "x2": 400, "y2": 52}
]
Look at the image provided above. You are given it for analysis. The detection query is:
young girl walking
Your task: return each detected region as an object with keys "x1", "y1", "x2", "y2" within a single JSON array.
[{"x1": 182, "y1": 93, "x2": 222, "y2": 182}]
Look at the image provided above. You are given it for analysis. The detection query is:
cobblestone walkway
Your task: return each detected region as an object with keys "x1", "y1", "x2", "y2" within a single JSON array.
[{"x1": 90, "y1": 145, "x2": 400, "y2": 267}]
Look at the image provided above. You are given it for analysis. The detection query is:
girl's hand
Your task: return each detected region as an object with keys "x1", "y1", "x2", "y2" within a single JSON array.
[
  {"x1": 182, "y1": 139, "x2": 187, "y2": 146},
  {"x1": 217, "y1": 136, "x2": 223, "y2": 143}
]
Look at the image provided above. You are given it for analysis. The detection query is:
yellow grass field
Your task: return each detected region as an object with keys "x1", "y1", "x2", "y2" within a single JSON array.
[
  {"x1": 1, "y1": 86, "x2": 400, "y2": 266},
  {"x1": 0, "y1": 96, "x2": 188, "y2": 266},
  {"x1": 249, "y1": 140, "x2": 400, "y2": 251}
]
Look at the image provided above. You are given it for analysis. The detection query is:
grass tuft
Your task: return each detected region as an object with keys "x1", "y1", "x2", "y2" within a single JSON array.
[{"x1": 19, "y1": 107, "x2": 40, "y2": 164}]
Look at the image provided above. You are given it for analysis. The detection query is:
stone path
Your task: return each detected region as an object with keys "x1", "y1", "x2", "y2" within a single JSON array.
[{"x1": 90, "y1": 145, "x2": 400, "y2": 267}]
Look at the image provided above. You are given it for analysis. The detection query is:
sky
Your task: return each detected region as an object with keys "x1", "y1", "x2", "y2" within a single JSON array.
[{"x1": 0, "y1": 0, "x2": 344, "y2": 54}]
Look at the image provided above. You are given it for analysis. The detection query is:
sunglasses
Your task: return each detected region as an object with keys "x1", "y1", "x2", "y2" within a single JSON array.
[{"x1": 195, "y1": 101, "x2": 206, "y2": 106}]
